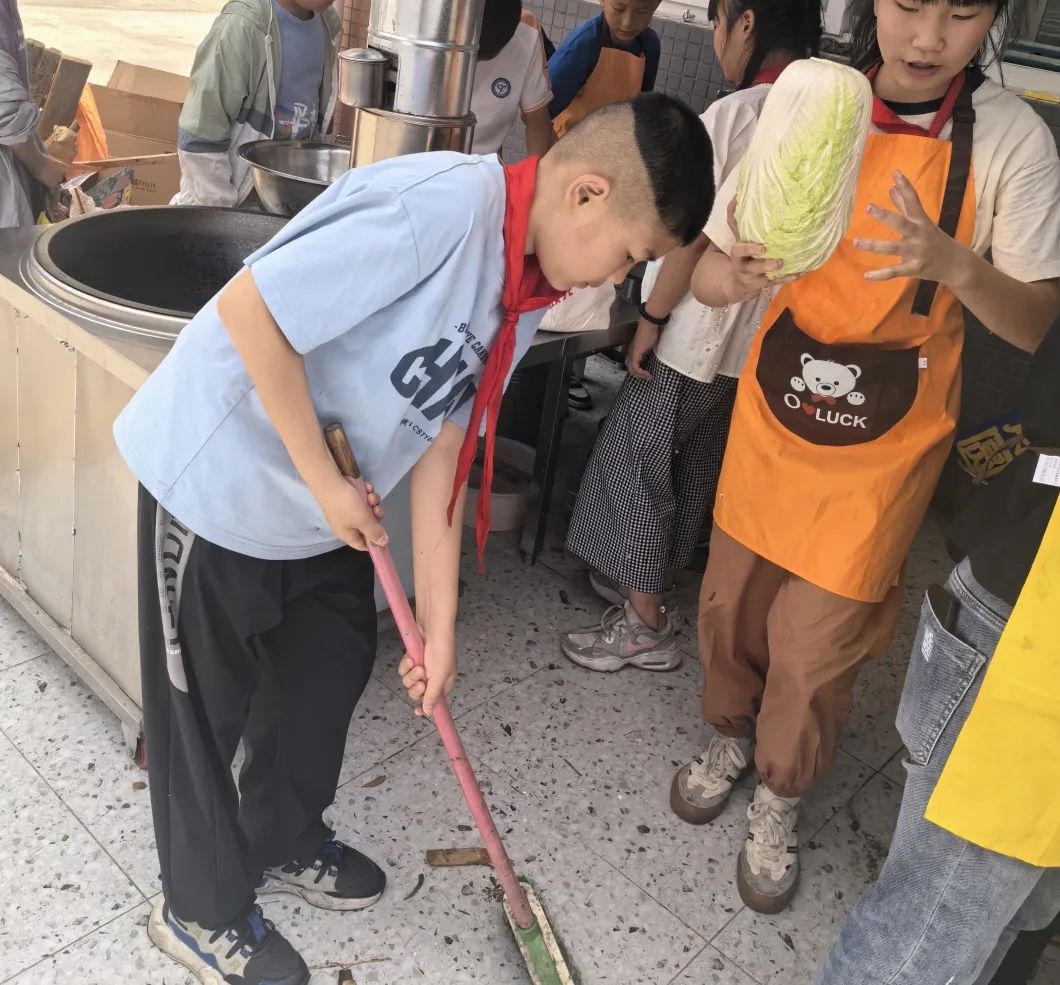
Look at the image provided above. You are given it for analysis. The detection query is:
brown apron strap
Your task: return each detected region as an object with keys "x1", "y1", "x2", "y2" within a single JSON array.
[{"x1": 911, "y1": 79, "x2": 976, "y2": 317}]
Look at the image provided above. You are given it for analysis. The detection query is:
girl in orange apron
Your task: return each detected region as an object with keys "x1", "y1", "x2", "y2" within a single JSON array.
[
  {"x1": 548, "y1": 1, "x2": 662, "y2": 137},
  {"x1": 670, "y1": 0, "x2": 1060, "y2": 917}
]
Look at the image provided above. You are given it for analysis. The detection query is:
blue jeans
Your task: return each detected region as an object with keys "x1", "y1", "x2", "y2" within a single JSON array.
[{"x1": 818, "y1": 560, "x2": 1060, "y2": 985}]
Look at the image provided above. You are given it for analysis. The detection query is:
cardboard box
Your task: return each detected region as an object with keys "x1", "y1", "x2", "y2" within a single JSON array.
[
  {"x1": 108, "y1": 62, "x2": 190, "y2": 104},
  {"x1": 87, "y1": 63, "x2": 187, "y2": 206}
]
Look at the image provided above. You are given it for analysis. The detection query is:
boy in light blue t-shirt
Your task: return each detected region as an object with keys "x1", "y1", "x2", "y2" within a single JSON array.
[{"x1": 116, "y1": 94, "x2": 714, "y2": 985}]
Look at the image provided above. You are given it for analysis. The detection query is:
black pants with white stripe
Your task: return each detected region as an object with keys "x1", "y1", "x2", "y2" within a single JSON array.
[{"x1": 137, "y1": 487, "x2": 377, "y2": 929}]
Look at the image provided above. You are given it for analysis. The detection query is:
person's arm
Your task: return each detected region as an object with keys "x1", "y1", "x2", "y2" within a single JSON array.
[
  {"x1": 397, "y1": 420, "x2": 466, "y2": 717},
  {"x1": 172, "y1": 12, "x2": 256, "y2": 206},
  {"x1": 691, "y1": 240, "x2": 788, "y2": 308},
  {"x1": 857, "y1": 171, "x2": 1060, "y2": 354},
  {"x1": 948, "y1": 262, "x2": 1058, "y2": 354},
  {"x1": 691, "y1": 197, "x2": 789, "y2": 307},
  {"x1": 640, "y1": 30, "x2": 661, "y2": 92},
  {"x1": 547, "y1": 24, "x2": 597, "y2": 118},
  {"x1": 10, "y1": 140, "x2": 65, "y2": 189},
  {"x1": 216, "y1": 269, "x2": 388, "y2": 549},
  {"x1": 522, "y1": 105, "x2": 555, "y2": 158},
  {"x1": 0, "y1": 49, "x2": 65, "y2": 192},
  {"x1": 626, "y1": 234, "x2": 709, "y2": 380},
  {"x1": 520, "y1": 22, "x2": 555, "y2": 158}
]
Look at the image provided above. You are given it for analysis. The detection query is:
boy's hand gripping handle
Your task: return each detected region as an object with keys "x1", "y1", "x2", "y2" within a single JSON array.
[{"x1": 322, "y1": 423, "x2": 427, "y2": 673}]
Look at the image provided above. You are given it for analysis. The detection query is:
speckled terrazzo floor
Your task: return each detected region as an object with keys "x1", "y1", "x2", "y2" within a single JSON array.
[{"x1": 2, "y1": 358, "x2": 1057, "y2": 985}]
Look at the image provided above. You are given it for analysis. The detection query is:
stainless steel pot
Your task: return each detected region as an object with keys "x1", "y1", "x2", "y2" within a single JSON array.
[
  {"x1": 337, "y1": 47, "x2": 389, "y2": 109},
  {"x1": 239, "y1": 140, "x2": 352, "y2": 216},
  {"x1": 24, "y1": 206, "x2": 287, "y2": 340},
  {"x1": 368, "y1": 0, "x2": 484, "y2": 118},
  {"x1": 351, "y1": 107, "x2": 474, "y2": 167}
]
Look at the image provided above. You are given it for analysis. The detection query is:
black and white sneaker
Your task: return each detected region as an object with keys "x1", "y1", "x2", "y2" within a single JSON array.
[
  {"x1": 260, "y1": 836, "x2": 386, "y2": 911},
  {"x1": 567, "y1": 377, "x2": 593, "y2": 410},
  {"x1": 147, "y1": 898, "x2": 308, "y2": 985}
]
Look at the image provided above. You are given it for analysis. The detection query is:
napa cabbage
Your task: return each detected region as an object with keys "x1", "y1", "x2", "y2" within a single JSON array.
[{"x1": 735, "y1": 58, "x2": 873, "y2": 278}]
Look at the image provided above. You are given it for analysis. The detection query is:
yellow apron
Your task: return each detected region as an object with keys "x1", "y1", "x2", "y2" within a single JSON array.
[
  {"x1": 553, "y1": 45, "x2": 644, "y2": 137},
  {"x1": 926, "y1": 497, "x2": 1060, "y2": 866}
]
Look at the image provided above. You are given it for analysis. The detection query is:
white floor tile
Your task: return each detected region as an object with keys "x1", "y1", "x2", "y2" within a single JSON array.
[
  {"x1": 337, "y1": 675, "x2": 431, "y2": 788},
  {"x1": 0, "y1": 652, "x2": 160, "y2": 898},
  {"x1": 6, "y1": 902, "x2": 194, "y2": 985},
  {"x1": 881, "y1": 749, "x2": 907, "y2": 786},
  {"x1": 671, "y1": 945, "x2": 761, "y2": 985},
  {"x1": 711, "y1": 773, "x2": 904, "y2": 983},
  {"x1": 0, "y1": 598, "x2": 51, "y2": 672},
  {"x1": 283, "y1": 739, "x2": 705, "y2": 985},
  {"x1": 0, "y1": 732, "x2": 142, "y2": 980}
]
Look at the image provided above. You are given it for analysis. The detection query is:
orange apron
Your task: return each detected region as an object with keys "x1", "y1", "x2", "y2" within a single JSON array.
[
  {"x1": 714, "y1": 77, "x2": 978, "y2": 603},
  {"x1": 553, "y1": 45, "x2": 644, "y2": 137}
]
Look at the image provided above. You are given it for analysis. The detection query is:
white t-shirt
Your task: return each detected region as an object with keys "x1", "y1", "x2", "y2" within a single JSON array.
[
  {"x1": 706, "y1": 77, "x2": 1060, "y2": 287},
  {"x1": 470, "y1": 12, "x2": 552, "y2": 155},
  {"x1": 644, "y1": 84, "x2": 773, "y2": 383},
  {"x1": 114, "y1": 153, "x2": 547, "y2": 560}
]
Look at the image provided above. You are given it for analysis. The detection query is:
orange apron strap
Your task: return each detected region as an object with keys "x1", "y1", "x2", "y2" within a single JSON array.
[{"x1": 911, "y1": 78, "x2": 977, "y2": 316}]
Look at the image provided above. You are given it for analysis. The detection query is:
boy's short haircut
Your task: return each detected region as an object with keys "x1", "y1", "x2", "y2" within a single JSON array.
[
  {"x1": 632, "y1": 92, "x2": 714, "y2": 245},
  {"x1": 479, "y1": 0, "x2": 523, "y2": 60},
  {"x1": 554, "y1": 92, "x2": 714, "y2": 246}
]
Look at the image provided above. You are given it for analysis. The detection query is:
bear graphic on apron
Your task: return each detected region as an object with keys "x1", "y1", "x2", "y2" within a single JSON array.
[{"x1": 715, "y1": 70, "x2": 979, "y2": 603}]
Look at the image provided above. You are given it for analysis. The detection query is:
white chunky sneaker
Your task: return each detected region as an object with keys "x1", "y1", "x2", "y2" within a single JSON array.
[
  {"x1": 737, "y1": 783, "x2": 800, "y2": 914},
  {"x1": 670, "y1": 732, "x2": 754, "y2": 824},
  {"x1": 560, "y1": 601, "x2": 681, "y2": 672}
]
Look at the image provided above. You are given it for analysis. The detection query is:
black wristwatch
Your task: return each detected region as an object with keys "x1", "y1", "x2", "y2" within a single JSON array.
[{"x1": 638, "y1": 302, "x2": 671, "y2": 327}]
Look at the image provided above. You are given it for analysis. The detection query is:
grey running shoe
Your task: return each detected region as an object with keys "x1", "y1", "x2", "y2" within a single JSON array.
[
  {"x1": 737, "y1": 783, "x2": 800, "y2": 914},
  {"x1": 560, "y1": 601, "x2": 681, "y2": 672},
  {"x1": 670, "y1": 733, "x2": 754, "y2": 824},
  {"x1": 147, "y1": 898, "x2": 309, "y2": 985}
]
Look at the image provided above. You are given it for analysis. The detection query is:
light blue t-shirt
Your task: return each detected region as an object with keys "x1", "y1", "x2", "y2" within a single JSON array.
[
  {"x1": 113, "y1": 153, "x2": 547, "y2": 560},
  {"x1": 272, "y1": 0, "x2": 324, "y2": 139}
]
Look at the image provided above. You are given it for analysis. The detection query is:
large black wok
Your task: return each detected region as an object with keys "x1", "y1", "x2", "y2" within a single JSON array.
[{"x1": 29, "y1": 206, "x2": 288, "y2": 332}]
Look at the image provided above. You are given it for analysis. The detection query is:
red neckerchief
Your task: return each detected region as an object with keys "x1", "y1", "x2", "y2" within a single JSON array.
[
  {"x1": 447, "y1": 156, "x2": 565, "y2": 566},
  {"x1": 751, "y1": 61, "x2": 792, "y2": 86},
  {"x1": 867, "y1": 63, "x2": 965, "y2": 137}
]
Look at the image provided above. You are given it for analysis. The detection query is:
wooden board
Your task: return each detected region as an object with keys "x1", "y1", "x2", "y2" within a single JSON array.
[
  {"x1": 74, "y1": 152, "x2": 177, "y2": 169},
  {"x1": 425, "y1": 848, "x2": 491, "y2": 868},
  {"x1": 26, "y1": 40, "x2": 61, "y2": 109},
  {"x1": 37, "y1": 55, "x2": 92, "y2": 138}
]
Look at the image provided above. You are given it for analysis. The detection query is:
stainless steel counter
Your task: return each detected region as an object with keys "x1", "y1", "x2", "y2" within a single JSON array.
[{"x1": 1, "y1": 226, "x2": 157, "y2": 750}]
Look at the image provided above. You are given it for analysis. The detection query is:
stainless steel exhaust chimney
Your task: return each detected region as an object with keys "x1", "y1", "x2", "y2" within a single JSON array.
[{"x1": 341, "y1": 0, "x2": 485, "y2": 167}]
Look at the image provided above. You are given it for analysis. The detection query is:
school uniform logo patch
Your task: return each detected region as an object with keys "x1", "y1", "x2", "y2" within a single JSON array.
[
  {"x1": 492, "y1": 77, "x2": 512, "y2": 98},
  {"x1": 756, "y1": 309, "x2": 920, "y2": 446}
]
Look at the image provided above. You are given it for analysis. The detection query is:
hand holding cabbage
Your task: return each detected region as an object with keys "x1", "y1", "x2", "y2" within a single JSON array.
[{"x1": 692, "y1": 59, "x2": 873, "y2": 307}]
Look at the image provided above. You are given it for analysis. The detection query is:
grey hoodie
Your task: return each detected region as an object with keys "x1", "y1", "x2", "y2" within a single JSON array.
[
  {"x1": 172, "y1": 0, "x2": 340, "y2": 207},
  {"x1": 0, "y1": 0, "x2": 41, "y2": 227}
]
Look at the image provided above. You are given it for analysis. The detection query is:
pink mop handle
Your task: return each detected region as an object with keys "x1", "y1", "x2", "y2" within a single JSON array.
[{"x1": 323, "y1": 424, "x2": 535, "y2": 930}]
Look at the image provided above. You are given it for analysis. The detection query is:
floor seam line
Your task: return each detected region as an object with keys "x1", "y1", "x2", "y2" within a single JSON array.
[{"x1": 2, "y1": 729, "x2": 152, "y2": 901}]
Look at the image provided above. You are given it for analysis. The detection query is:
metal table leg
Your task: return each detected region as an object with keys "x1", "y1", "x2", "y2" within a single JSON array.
[{"x1": 519, "y1": 351, "x2": 569, "y2": 564}]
